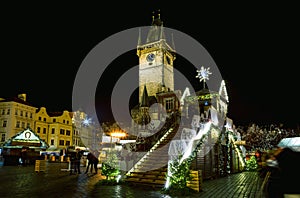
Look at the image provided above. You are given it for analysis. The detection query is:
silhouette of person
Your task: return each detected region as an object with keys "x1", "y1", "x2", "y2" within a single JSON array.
[
  {"x1": 85, "y1": 151, "x2": 99, "y2": 174},
  {"x1": 74, "y1": 148, "x2": 82, "y2": 174}
]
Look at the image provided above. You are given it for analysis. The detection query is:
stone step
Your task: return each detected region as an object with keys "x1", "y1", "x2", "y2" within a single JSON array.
[{"x1": 126, "y1": 173, "x2": 166, "y2": 180}]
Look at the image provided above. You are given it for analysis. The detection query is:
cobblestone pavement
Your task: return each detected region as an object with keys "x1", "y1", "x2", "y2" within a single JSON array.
[{"x1": 0, "y1": 161, "x2": 266, "y2": 198}]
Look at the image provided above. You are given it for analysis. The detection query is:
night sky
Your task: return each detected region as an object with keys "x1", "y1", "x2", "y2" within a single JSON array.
[{"x1": 2, "y1": 2, "x2": 299, "y2": 128}]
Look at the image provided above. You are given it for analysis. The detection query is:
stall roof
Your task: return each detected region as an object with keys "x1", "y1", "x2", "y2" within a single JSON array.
[
  {"x1": 277, "y1": 137, "x2": 300, "y2": 152},
  {"x1": 2, "y1": 128, "x2": 49, "y2": 149}
]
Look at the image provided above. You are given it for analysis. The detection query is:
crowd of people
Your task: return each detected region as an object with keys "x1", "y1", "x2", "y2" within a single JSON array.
[{"x1": 236, "y1": 123, "x2": 299, "y2": 151}]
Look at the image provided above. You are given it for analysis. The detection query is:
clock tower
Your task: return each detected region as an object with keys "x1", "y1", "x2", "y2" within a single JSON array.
[{"x1": 137, "y1": 11, "x2": 176, "y2": 104}]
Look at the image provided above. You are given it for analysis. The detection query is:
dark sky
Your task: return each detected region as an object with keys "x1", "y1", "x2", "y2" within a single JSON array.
[{"x1": 1, "y1": 2, "x2": 299, "y2": 128}]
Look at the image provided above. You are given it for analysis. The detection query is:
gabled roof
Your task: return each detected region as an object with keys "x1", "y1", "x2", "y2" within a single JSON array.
[
  {"x1": 3, "y1": 128, "x2": 49, "y2": 149},
  {"x1": 47, "y1": 111, "x2": 63, "y2": 117}
]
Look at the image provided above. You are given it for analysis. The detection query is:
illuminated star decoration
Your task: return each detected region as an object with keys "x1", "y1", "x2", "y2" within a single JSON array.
[
  {"x1": 196, "y1": 66, "x2": 212, "y2": 89},
  {"x1": 82, "y1": 117, "x2": 92, "y2": 126}
]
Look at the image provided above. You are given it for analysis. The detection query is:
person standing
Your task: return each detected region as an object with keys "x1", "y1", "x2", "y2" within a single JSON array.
[
  {"x1": 92, "y1": 151, "x2": 99, "y2": 174},
  {"x1": 74, "y1": 148, "x2": 82, "y2": 174},
  {"x1": 69, "y1": 150, "x2": 76, "y2": 175}
]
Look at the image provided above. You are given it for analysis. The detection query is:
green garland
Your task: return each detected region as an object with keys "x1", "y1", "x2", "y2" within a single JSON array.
[
  {"x1": 245, "y1": 156, "x2": 258, "y2": 171},
  {"x1": 163, "y1": 125, "x2": 215, "y2": 194},
  {"x1": 185, "y1": 93, "x2": 219, "y2": 104}
]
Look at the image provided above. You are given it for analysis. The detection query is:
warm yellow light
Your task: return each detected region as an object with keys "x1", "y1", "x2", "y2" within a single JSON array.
[{"x1": 110, "y1": 132, "x2": 127, "y2": 137}]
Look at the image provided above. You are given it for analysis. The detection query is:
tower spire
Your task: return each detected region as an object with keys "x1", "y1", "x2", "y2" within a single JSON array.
[
  {"x1": 141, "y1": 84, "x2": 149, "y2": 107},
  {"x1": 171, "y1": 33, "x2": 176, "y2": 50},
  {"x1": 137, "y1": 27, "x2": 142, "y2": 46}
]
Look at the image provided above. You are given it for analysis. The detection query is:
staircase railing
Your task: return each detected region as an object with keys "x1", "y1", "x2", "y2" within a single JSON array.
[{"x1": 126, "y1": 126, "x2": 176, "y2": 176}]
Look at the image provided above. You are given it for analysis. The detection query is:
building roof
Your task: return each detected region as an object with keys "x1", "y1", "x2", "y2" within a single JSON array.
[
  {"x1": 146, "y1": 10, "x2": 166, "y2": 43},
  {"x1": 47, "y1": 111, "x2": 64, "y2": 117},
  {"x1": 2, "y1": 128, "x2": 49, "y2": 149},
  {"x1": 0, "y1": 97, "x2": 35, "y2": 107}
]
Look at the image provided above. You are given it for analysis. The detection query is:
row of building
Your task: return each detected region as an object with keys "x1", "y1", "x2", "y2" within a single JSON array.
[{"x1": 0, "y1": 93, "x2": 98, "y2": 152}]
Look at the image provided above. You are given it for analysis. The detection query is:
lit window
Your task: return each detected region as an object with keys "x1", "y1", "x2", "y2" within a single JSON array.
[{"x1": 165, "y1": 98, "x2": 174, "y2": 111}]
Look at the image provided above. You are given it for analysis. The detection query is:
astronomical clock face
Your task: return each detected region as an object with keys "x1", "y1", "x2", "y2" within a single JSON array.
[{"x1": 146, "y1": 53, "x2": 155, "y2": 62}]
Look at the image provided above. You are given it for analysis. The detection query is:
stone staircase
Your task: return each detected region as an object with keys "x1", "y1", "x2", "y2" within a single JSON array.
[{"x1": 125, "y1": 124, "x2": 180, "y2": 188}]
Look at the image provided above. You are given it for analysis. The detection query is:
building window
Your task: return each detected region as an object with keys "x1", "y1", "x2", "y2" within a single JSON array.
[
  {"x1": 43, "y1": 118, "x2": 46, "y2": 122},
  {"x1": 60, "y1": 129, "x2": 65, "y2": 135},
  {"x1": 65, "y1": 141, "x2": 70, "y2": 146},
  {"x1": 7, "y1": 109, "x2": 10, "y2": 115},
  {"x1": 51, "y1": 128, "x2": 55, "y2": 134},
  {"x1": 38, "y1": 117, "x2": 41, "y2": 121},
  {"x1": 43, "y1": 128, "x2": 46, "y2": 134},
  {"x1": 37, "y1": 127, "x2": 41, "y2": 133},
  {"x1": 15, "y1": 109, "x2": 18, "y2": 115},
  {"x1": 25, "y1": 112, "x2": 28, "y2": 117},
  {"x1": 63, "y1": 120, "x2": 65, "y2": 124},
  {"x1": 30, "y1": 113, "x2": 32, "y2": 118},
  {"x1": 2, "y1": 120, "x2": 7, "y2": 127},
  {"x1": 67, "y1": 120, "x2": 69, "y2": 124},
  {"x1": 53, "y1": 118, "x2": 56, "y2": 122},
  {"x1": 20, "y1": 111, "x2": 23, "y2": 116},
  {"x1": 1, "y1": 134, "x2": 5, "y2": 142},
  {"x1": 21, "y1": 122, "x2": 25, "y2": 128},
  {"x1": 1, "y1": 109, "x2": 5, "y2": 115},
  {"x1": 27, "y1": 123, "x2": 30, "y2": 129},
  {"x1": 51, "y1": 139, "x2": 54, "y2": 145},
  {"x1": 16, "y1": 121, "x2": 20, "y2": 128},
  {"x1": 59, "y1": 140, "x2": 64, "y2": 145},
  {"x1": 165, "y1": 98, "x2": 174, "y2": 111},
  {"x1": 66, "y1": 130, "x2": 71, "y2": 136}
]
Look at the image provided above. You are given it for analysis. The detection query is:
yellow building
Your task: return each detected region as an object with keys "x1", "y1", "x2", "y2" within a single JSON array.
[
  {"x1": 0, "y1": 94, "x2": 37, "y2": 144},
  {"x1": 35, "y1": 107, "x2": 73, "y2": 150},
  {"x1": 0, "y1": 94, "x2": 74, "y2": 151}
]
